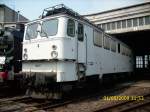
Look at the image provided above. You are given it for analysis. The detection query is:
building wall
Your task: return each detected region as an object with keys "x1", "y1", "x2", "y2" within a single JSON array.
[
  {"x1": 3, "y1": 5, "x2": 28, "y2": 22},
  {"x1": 0, "y1": 7, "x2": 4, "y2": 22},
  {"x1": 4, "y1": 6, "x2": 16, "y2": 22},
  {"x1": 0, "y1": 5, "x2": 28, "y2": 29}
]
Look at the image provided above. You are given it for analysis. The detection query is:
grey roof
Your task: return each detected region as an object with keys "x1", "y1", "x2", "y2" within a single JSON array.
[
  {"x1": 84, "y1": 2, "x2": 150, "y2": 16},
  {"x1": 0, "y1": 4, "x2": 29, "y2": 21}
]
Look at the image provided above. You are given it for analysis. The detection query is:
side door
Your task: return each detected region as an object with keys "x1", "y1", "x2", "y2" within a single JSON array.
[
  {"x1": 77, "y1": 23, "x2": 86, "y2": 64},
  {"x1": 76, "y1": 22, "x2": 87, "y2": 80}
]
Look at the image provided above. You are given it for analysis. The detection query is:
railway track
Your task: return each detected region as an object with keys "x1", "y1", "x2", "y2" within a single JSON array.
[
  {"x1": 0, "y1": 82, "x2": 134, "y2": 112},
  {"x1": 94, "y1": 93, "x2": 150, "y2": 112}
]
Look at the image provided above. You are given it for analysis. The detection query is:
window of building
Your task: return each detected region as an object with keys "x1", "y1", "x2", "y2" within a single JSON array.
[
  {"x1": 93, "y1": 30, "x2": 102, "y2": 47},
  {"x1": 139, "y1": 17, "x2": 144, "y2": 26},
  {"x1": 78, "y1": 23, "x2": 84, "y2": 41},
  {"x1": 117, "y1": 21, "x2": 121, "y2": 29},
  {"x1": 145, "y1": 16, "x2": 150, "y2": 25},
  {"x1": 133, "y1": 18, "x2": 138, "y2": 27},
  {"x1": 112, "y1": 22, "x2": 116, "y2": 30},
  {"x1": 98, "y1": 24, "x2": 102, "y2": 29},
  {"x1": 136, "y1": 56, "x2": 143, "y2": 68},
  {"x1": 122, "y1": 20, "x2": 126, "y2": 28},
  {"x1": 127, "y1": 19, "x2": 132, "y2": 27},
  {"x1": 107, "y1": 23, "x2": 111, "y2": 30},
  {"x1": 144, "y1": 55, "x2": 148, "y2": 68},
  {"x1": 67, "y1": 19, "x2": 75, "y2": 37},
  {"x1": 102, "y1": 24, "x2": 106, "y2": 30}
]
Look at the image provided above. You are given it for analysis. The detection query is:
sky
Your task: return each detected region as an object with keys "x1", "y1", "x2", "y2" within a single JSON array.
[{"x1": 1, "y1": 0, "x2": 150, "y2": 20}]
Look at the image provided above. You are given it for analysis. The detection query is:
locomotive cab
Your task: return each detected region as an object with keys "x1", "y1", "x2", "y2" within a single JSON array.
[{"x1": 22, "y1": 15, "x2": 86, "y2": 82}]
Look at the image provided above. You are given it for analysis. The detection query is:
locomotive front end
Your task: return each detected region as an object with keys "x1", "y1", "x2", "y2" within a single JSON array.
[{"x1": 22, "y1": 15, "x2": 78, "y2": 98}]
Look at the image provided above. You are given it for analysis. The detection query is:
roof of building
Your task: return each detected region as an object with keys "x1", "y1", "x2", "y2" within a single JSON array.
[{"x1": 84, "y1": 2, "x2": 150, "y2": 16}]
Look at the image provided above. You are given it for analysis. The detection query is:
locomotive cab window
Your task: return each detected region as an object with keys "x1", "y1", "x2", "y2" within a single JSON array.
[
  {"x1": 41, "y1": 19, "x2": 58, "y2": 37},
  {"x1": 25, "y1": 23, "x2": 38, "y2": 40},
  {"x1": 67, "y1": 19, "x2": 75, "y2": 37},
  {"x1": 78, "y1": 23, "x2": 84, "y2": 41}
]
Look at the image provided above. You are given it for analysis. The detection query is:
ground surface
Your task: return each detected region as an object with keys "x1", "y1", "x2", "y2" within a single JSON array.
[{"x1": 0, "y1": 80, "x2": 150, "y2": 112}]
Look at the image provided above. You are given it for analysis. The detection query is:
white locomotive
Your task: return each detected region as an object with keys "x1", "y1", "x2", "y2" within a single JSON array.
[{"x1": 22, "y1": 4, "x2": 133, "y2": 98}]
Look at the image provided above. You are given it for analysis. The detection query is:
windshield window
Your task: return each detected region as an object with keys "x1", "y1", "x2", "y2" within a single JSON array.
[
  {"x1": 41, "y1": 19, "x2": 58, "y2": 37},
  {"x1": 25, "y1": 23, "x2": 38, "y2": 40}
]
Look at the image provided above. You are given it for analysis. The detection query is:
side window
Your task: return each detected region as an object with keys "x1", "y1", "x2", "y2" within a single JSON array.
[
  {"x1": 126, "y1": 48, "x2": 131, "y2": 57},
  {"x1": 125, "y1": 47, "x2": 128, "y2": 56},
  {"x1": 126, "y1": 48, "x2": 129, "y2": 56},
  {"x1": 128, "y1": 49, "x2": 131, "y2": 57},
  {"x1": 67, "y1": 19, "x2": 75, "y2": 37},
  {"x1": 111, "y1": 39, "x2": 116, "y2": 52},
  {"x1": 93, "y1": 30, "x2": 102, "y2": 47},
  {"x1": 104, "y1": 35, "x2": 110, "y2": 50},
  {"x1": 123, "y1": 46, "x2": 128, "y2": 56},
  {"x1": 118, "y1": 43, "x2": 120, "y2": 53},
  {"x1": 121, "y1": 45, "x2": 125, "y2": 55},
  {"x1": 78, "y1": 23, "x2": 84, "y2": 41}
]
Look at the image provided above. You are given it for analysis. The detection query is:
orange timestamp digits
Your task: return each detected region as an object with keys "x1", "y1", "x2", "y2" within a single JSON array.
[{"x1": 103, "y1": 96, "x2": 144, "y2": 101}]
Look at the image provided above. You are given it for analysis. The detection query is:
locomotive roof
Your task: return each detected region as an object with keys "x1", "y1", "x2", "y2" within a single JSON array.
[{"x1": 41, "y1": 4, "x2": 104, "y2": 32}]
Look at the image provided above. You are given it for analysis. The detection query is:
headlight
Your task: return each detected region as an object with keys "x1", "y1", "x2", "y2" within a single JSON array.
[
  {"x1": 51, "y1": 51, "x2": 58, "y2": 58},
  {"x1": 23, "y1": 48, "x2": 28, "y2": 60},
  {"x1": 24, "y1": 48, "x2": 27, "y2": 53},
  {"x1": 52, "y1": 45, "x2": 57, "y2": 50}
]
